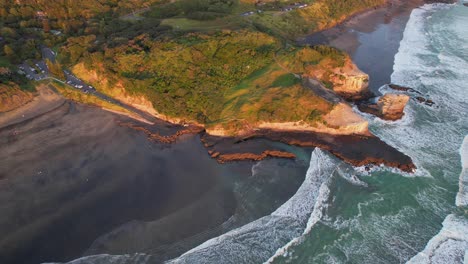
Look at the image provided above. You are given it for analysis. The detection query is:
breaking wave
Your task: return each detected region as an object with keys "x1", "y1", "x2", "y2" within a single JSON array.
[
  {"x1": 456, "y1": 136, "x2": 468, "y2": 208},
  {"x1": 166, "y1": 148, "x2": 337, "y2": 263}
]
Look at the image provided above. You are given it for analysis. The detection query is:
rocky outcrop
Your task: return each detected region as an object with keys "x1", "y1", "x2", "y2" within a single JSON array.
[
  {"x1": 331, "y1": 70, "x2": 371, "y2": 100},
  {"x1": 388, "y1": 84, "x2": 421, "y2": 94},
  {"x1": 208, "y1": 103, "x2": 369, "y2": 137},
  {"x1": 415, "y1": 96, "x2": 435, "y2": 106},
  {"x1": 388, "y1": 84, "x2": 435, "y2": 107},
  {"x1": 213, "y1": 150, "x2": 296, "y2": 163},
  {"x1": 117, "y1": 121, "x2": 204, "y2": 144},
  {"x1": 358, "y1": 93, "x2": 410, "y2": 121},
  {"x1": 201, "y1": 130, "x2": 416, "y2": 173},
  {"x1": 304, "y1": 58, "x2": 372, "y2": 101}
]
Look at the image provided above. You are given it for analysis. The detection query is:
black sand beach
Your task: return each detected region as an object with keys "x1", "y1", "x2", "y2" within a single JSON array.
[
  {"x1": 0, "y1": 1, "x2": 436, "y2": 263},
  {"x1": 0, "y1": 102, "x2": 308, "y2": 264},
  {"x1": 300, "y1": 0, "x2": 433, "y2": 92}
]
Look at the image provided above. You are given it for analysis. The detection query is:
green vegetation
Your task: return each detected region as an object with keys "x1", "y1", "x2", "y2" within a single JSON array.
[
  {"x1": 69, "y1": 31, "x2": 347, "y2": 131},
  {"x1": 248, "y1": 0, "x2": 386, "y2": 39},
  {"x1": 45, "y1": 59, "x2": 65, "y2": 79},
  {"x1": 271, "y1": 73, "x2": 300, "y2": 87},
  {"x1": 0, "y1": 57, "x2": 35, "y2": 91},
  {"x1": 74, "y1": 31, "x2": 278, "y2": 124},
  {"x1": 49, "y1": 81, "x2": 132, "y2": 114},
  {"x1": 148, "y1": 0, "x2": 236, "y2": 20},
  {"x1": 0, "y1": 81, "x2": 34, "y2": 112},
  {"x1": 0, "y1": 0, "x2": 373, "y2": 133},
  {"x1": 219, "y1": 62, "x2": 332, "y2": 131}
]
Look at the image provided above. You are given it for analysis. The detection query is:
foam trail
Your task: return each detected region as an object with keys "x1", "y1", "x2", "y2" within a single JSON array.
[
  {"x1": 264, "y1": 150, "x2": 336, "y2": 263},
  {"x1": 407, "y1": 137, "x2": 468, "y2": 264},
  {"x1": 456, "y1": 136, "x2": 468, "y2": 208},
  {"x1": 43, "y1": 253, "x2": 153, "y2": 264},
  {"x1": 368, "y1": 2, "x2": 468, "y2": 179},
  {"x1": 166, "y1": 148, "x2": 337, "y2": 264},
  {"x1": 406, "y1": 214, "x2": 468, "y2": 264}
]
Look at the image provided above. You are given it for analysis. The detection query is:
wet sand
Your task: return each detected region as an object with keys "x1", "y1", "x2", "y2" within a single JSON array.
[
  {"x1": 0, "y1": 84, "x2": 65, "y2": 129},
  {"x1": 0, "y1": 1, "x2": 443, "y2": 263},
  {"x1": 0, "y1": 102, "x2": 308, "y2": 264}
]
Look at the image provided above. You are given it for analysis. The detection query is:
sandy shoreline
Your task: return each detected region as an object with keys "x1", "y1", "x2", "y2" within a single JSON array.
[
  {"x1": 0, "y1": 101, "x2": 309, "y2": 264},
  {"x1": 0, "y1": 1, "x2": 439, "y2": 262},
  {"x1": 0, "y1": 85, "x2": 65, "y2": 129},
  {"x1": 0, "y1": 0, "x2": 429, "y2": 173}
]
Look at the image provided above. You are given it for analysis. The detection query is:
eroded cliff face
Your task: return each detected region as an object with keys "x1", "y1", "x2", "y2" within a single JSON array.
[
  {"x1": 0, "y1": 83, "x2": 34, "y2": 113},
  {"x1": 331, "y1": 72, "x2": 370, "y2": 100},
  {"x1": 207, "y1": 103, "x2": 369, "y2": 136},
  {"x1": 378, "y1": 94, "x2": 410, "y2": 120},
  {"x1": 73, "y1": 63, "x2": 192, "y2": 125},
  {"x1": 73, "y1": 61, "x2": 370, "y2": 136},
  {"x1": 358, "y1": 93, "x2": 410, "y2": 121},
  {"x1": 304, "y1": 58, "x2": 371, "y2": 100}
]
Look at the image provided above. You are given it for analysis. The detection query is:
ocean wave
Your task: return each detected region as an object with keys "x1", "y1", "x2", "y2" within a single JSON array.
[
  {"x1": 166, "y1": 148, "x2": 338, "y2": 264},
  {"x1": 406, "y1": 214, "x2": 468, "y2": 264},
  {"x1": 456, "y1": 136, "x2": 468, "y2": 208},
  {"x1": 370, "y1": 3, "x2": 468, "y2": 179},
  {"x1": 42, "y1": 253, "x2": 153, "y2": 264}
]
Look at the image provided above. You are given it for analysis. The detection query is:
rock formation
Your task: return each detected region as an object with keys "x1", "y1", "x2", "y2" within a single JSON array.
[
  {"x1": 328, "y1": 59, "x2": 372, "y2": 100},
  {"x1": 358, "y1": 93, "x2": 410, "y2": 121}
]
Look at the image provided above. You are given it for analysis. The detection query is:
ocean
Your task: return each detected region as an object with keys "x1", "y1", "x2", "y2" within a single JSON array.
[{"x1": 47, "y1": 3, "x2": 468, "y2": 264}]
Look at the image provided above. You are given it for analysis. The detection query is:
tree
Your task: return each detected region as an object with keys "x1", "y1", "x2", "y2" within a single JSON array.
[
  {"x1": 3, "y1": 45, "x2": 14, "y2": 58},
  {"x1": 46, "y1": 59, "x2": 65, "y2": 80}
]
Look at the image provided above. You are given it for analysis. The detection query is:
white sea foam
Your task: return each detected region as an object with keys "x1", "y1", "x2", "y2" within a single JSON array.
[
  {"x1": 367, "y1": 3, "x2": 468, "y2": 179},
  {"x1": 456, "y1": 136, "x2": 468, "y2": 207},
  {"x1": 42, "y1": 253, "x2": 152, "y2": 264},
  {"x1": 398, "y1": 4, "x2": 468, "y2": 263},
  {"x1": 166, "y1": 148, "x2": 337, "y2": 264},
  {"x1": 407, "y1": 214, "x2": 468, "y2": 264}
]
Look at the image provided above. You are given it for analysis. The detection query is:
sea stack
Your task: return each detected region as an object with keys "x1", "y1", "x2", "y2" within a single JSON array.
[{"x1": 358, "y1": 94, "x2": 410, "y2": 121}]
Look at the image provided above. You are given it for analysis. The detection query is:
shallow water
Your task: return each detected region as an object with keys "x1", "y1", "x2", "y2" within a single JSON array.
[
  {"x1": 165, "y1": 3, "x2": 468, "y2": 264},
  {"x1": 5, "y1": 3, "x2": 468, "y2": 264},
  {"x1": 270, "y1": 3, "x2": 468, "y2": 263},
  {"x1": 0, "y1": 103, "x2": 309, "y2": 264}
]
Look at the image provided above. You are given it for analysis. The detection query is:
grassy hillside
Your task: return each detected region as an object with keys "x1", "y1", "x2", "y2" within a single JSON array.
[
  {"x1": 145, "y1": 0, "x2": 386, "y2": 38},
  {"x1": 248, "y1": 0, "x2": 386, "y2": 38},
  {"x1": 0, "y1": 82, "x2": 34, "y2": 112},
  {"x1": 71, "y1": 30, "x2": 351, "y2": 132}
]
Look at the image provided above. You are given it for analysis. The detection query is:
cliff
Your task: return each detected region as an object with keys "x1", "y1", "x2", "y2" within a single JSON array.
[
  {"x1": 303, "y1": 57, "x2": 371, "y2": 100},
  {"x1": 358, "y1": 93, "x2": 410, "y2": 121},
  {"x1": 250, "y1": 103, "x2": 369, "y2": 136},
  {"x1": 72, "y1": 43, "x2": 374, "y2": 138}
]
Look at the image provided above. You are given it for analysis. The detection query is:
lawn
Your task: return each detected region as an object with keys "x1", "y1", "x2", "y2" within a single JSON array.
[{"x1": 161, "y1": 17, "x2": 244, "y2": 31}]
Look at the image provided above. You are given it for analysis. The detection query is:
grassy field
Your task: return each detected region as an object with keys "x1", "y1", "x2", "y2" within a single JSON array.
[
  {"x1": 161, "y1": 17, "x2": 245, "y2": 31},
  {"x1": 218, "y1": 61, "x2": 331, "y2": 130}
]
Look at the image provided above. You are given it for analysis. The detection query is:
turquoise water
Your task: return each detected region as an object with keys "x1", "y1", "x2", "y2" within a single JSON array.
[
  {"x1": 52, "y1": 3, "x2": 468, "y2": 264},
  {"x1": 169, "y1": 3, "x2": 468, "y2": 264},
  {"x1": 270, "y1": 3, "x2": 468, "y2": 263}
]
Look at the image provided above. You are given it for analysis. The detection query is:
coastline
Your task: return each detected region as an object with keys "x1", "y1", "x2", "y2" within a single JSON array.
[
  {"x1": 0, "y1": 100, "x2": 310, "y2": 264},
  {"x1": 0, "y1": 2, "x2": 454, "y2": 264},
  {"x1": 0, "y1": 0, "x2": 428, "y2": 174},
  {"x1": 0, "y1": 85, "x2": 65, "y2": 129}
]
